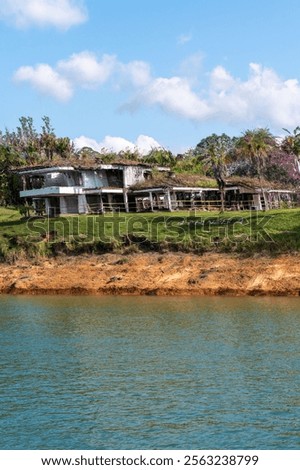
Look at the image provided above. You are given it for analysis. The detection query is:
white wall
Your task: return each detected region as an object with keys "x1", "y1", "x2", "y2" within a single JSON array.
[{"x1": 123, "y1": 166, "x2": 146, "y2": 187}]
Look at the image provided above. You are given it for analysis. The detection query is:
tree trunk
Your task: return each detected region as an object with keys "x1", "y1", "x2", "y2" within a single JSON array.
[
  {"x1": 256, "y1": 157, "x2": 269, "y2": 211},
  {"x1": 220, "y1": 187, "x2": 225, "y2": 212},
  {"x1": 217, "y1": 179, "x2": 225, "y2": 213}
]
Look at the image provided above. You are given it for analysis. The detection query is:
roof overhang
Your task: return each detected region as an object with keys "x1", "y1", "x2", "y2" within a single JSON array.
[{"x1": 18, "y1": 166, "x2": 75, "y2": 175}]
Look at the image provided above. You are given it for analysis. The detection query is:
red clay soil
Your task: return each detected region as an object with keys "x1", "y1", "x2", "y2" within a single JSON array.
[{"x1": 0, "y1": 252, "x2": 300, "y2": 296}]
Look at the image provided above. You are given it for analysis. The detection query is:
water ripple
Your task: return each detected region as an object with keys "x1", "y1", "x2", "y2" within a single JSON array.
[{"x1": 0, "y1": 296, "x2": 299, "y2": 449}]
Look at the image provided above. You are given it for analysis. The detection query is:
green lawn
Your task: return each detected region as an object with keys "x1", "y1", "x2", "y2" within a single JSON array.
[{"x1": 1, "y1": 206, "x2": 300, "y2": 261}]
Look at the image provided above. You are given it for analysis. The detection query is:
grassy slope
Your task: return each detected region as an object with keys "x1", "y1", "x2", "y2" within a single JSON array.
[{"x1": 1, "y1": 207, "x2": 300, "y2": 261}]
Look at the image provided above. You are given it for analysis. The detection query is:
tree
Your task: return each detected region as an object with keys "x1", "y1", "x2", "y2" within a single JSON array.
[
  {"x1": 281, "y1": 126, "x2": 300, "y2": 173},
  {"x1": 144, "y1": 148, "x2": 175, "y2": 167},
  {"x1": 0, "y1": 145, "x2": 23, "y2": 205},
  {"x1": 16, "y1": 116, "x2": 40, "y2": 163},
  {"x1": 236, "y1": 128, "x2": 276, "y2": 210},
  {"x1": 265, "y1": 147, "x2": 300, "y2": 186},
  {"x1": 55, "y1": 137, "x2": 74, "y2": 159},
  {"x1": 195, "y1": 133, "x2": 234, "y2": 212},
  {"x1": 174, "y1": 150, "x2": 205, "y2": 174},
  {"x1": 40, "y1": 116, "x2": 56, "y2": 161}
]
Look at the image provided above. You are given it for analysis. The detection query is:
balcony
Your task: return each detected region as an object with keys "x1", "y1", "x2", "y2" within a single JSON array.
[{"x1": 20, "y1": 186, "x2": 84, "y2": 198}]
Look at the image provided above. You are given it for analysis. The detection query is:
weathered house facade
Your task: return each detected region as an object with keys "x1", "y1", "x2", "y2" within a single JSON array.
[
  {"x1": 224, "y1": 181, "x2": 297, "y2": 211},
  {"x1": 132, "y1": 186, "x2": 221, "y2": 211},
  {"x1": 18, "y1": 163, "x2": 157, "y2": 215},
  {"x1": 18, "y1": 164, "x2": 299, "y2": 215},
  {"x1": 130, "y1": 178, "x2": 299, "y2": 212}
]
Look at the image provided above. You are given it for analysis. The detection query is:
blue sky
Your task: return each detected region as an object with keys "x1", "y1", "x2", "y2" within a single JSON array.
[{"x1": 1, "y1": 0, "x2": 300, "y2": 154}]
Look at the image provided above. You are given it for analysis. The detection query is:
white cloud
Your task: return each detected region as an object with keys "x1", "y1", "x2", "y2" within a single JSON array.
[
  {"x1": 13, "y1": 52, "x2": 150, "y2": 100},
  {"x1": 13, "y1": 50, "x2": 300, "y2": 131},
  {"x1": 58, "y1": 52, "x2": 116, "y2": 87},
  {"x1": 72, "y1": 136, "x2": 102, "y2": 151},
  {"x1": 73, "y1": 134, "x2": 161, "y2": 155},
  {"x1": 132, "y1": 76, "x2": 211, "y2": 120},
  {"x1": 210, "y1": 65, "x2": 235, "y2": 92},
  {"x1": 0, "y1": 0, "x2": 87, "y2": 29},
  {"x1": 135, "y1": 135, "x2": 161, "y2": 154},
  {"x1": 207, "y1": 63, "x2": 300, "y2": 127},
  {"x1": 127, "y1": 62, "x2": 300, "y2": 130},
  {"x1": 13, "y1": 63, "x2": 73, "y2": 101},
  {"x1": 99, "y1": 136, "x2": 136, "y2": 154}
]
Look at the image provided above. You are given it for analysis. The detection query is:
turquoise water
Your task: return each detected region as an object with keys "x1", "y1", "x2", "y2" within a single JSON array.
[{"x1": 0, "y1": 295, "x2": 299, "y2": 450}]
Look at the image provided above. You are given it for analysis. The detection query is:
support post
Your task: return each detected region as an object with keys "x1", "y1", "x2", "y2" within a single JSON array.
[
  {"x1": 99, "y1": 191, "x2": 104, "y2": 214},
  {"x1": 149, "y1": 191, "x2": 154, "y2": 212},
  {"x1": 172, "y1": 191, "x2": 177, "y2": 210},
  {"x1": 123, "y1": 190, "x2": 129, "y2": 213},
  {"x1": 22, "y1": 175, "x2": 26, "y2": 191},
  {"x1": 166, "y1": 189, "x2": 173, "y2": 211}
]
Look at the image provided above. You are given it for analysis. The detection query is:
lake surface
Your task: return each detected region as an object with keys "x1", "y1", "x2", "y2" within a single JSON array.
[{"x1": 0, "y1": 295, "x2": 299, "y2": 450}]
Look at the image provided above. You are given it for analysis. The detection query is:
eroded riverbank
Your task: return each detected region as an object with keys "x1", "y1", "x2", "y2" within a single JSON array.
[{"x1": 0, "y1": 252, "x2": 300, "y2": 296}]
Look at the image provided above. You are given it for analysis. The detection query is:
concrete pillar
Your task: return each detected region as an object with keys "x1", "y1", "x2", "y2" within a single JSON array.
[
  {"x1": 45, "y1": 198, "x2": 51, "y2": 216},
  {"x1": 22, "y1": 176, "x2": 26, "y2": 191},
  {"x1": 99, "y1": 192, "x2": 104, "y2": 213},
  {"x1": 149, "y1": 191, "x2": 154, "y2": 211},
  {"x1": 166, "y1": 189, "x2": 173, "y2": 211},
  {"x1": 123, "y1": 190, "x2": 129, "y2": 213},
  {"x1": 253, "y1": 193, "x2": 262, "y2": 210}
]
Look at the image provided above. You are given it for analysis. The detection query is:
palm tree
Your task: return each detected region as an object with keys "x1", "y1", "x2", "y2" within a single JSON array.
[{"x1": 236, "y1": 128, "x2": 275, "y2": 210}]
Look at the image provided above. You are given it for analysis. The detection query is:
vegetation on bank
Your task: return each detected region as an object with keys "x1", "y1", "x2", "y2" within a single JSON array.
[
  {"x1": 1, "y1": 116, "x2": 300, "y2": 206},
  {"x1": 1, "y1": 206, "x2": 300, "y2": 263},
  {"x1": 1, "y1": 116, "x2": 300, "y2": 262}
]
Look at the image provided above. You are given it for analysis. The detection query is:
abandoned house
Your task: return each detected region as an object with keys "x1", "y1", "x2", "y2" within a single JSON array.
[
  {"x1": 18, "y1": 164, "x2": 299, "y2": 215},
  {"x1": 18, "y1": 163, "x2": 166, "y2": 215},
  {"x1": 224, "y1": 179, "x2": 298, "y2": 211},
  {"x1": 130, "y1": 175, "x2": 299, "y2": 212}
]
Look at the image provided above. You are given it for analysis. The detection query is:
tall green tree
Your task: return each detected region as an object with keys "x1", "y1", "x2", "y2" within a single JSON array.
[
  {"x1": 236, "y1": 128, "x2": 276, "y2": 210},
  {"x1": 195, "y1": 133, "x2": 234, "y2": 212}
]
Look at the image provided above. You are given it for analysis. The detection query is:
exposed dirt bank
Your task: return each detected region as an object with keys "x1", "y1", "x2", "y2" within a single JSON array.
[{"x1": 0, "y1": 252, "x2": 300, "y2": 296}]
